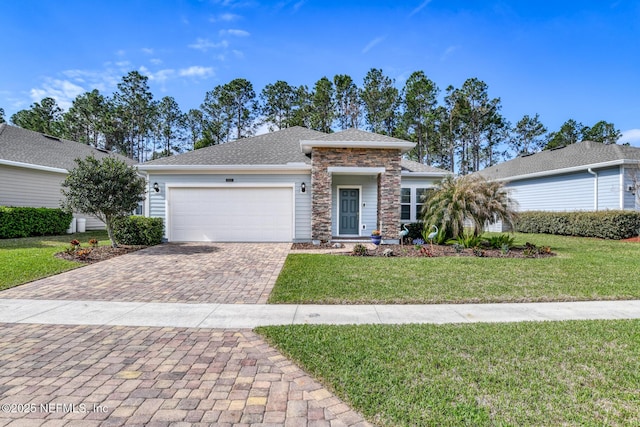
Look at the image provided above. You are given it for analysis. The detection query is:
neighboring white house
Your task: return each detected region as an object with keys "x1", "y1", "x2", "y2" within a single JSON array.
[
  {"x1": 138, "y1": 126, "x2": 449, "y2": 243},
  {"x1": 476, "y1": 141, "x2": 640, "y2": 231},
  {"x1": 0, "y1": 123, "x2": 135, "y2": 230}
]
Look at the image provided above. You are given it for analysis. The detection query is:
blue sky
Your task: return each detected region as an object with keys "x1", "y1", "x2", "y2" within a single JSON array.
[{"x1": 1, "y1": 0, "x2": 639, "y2": 145}]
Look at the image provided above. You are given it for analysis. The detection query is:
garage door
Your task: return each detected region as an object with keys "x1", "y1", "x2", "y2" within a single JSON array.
[{"x1": 168, "y1": 186, "x2": 293, "y2": 242}]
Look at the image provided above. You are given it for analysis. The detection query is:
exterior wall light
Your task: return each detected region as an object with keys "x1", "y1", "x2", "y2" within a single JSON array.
[
  {"x1": 301, "y1": 182, "x2": 306, "y2": 193},
  {"x1": 153, "y1": 182, "x2": 160, "y2": 193}
]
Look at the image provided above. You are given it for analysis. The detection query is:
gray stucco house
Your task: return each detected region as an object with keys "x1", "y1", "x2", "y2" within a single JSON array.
[
  {"x1": 0, "y1": 123, "x2": 134, "y2": 230},
  {"x1": 139, "y1": 127, "x2": 449, "y2": 243},
  {"x1": 477, "y1": 141, "x2": 640, "y2": 230}
]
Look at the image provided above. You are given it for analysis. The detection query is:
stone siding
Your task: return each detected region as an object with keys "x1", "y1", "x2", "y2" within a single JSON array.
[{"x1": 311, "y1": 148, "x2": 402, "y2": 241}]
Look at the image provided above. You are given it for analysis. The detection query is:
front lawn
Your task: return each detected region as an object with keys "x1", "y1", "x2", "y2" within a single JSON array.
[
  {"x1": 0, "y1": 231, "x2": 109, "y2": 291},
  {"x1": 258, "y1": 320, "x2": 640, "y2": 426},
  {"x1": 270, "y1": 233, "x2": 640, "y2": 304}
]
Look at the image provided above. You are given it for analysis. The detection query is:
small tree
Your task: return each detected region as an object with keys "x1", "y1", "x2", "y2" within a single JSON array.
[
  {"x1": 61, "y1": 156, "x2": 146, "y2": 247},
  {"x1": 421, "y1": 174, "x2": 517, "y2": 239}
]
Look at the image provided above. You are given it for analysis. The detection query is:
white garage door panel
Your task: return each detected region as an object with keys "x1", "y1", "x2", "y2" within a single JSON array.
[{"x1": 169, "y1": 187, "x2": 293, "y2": 242}]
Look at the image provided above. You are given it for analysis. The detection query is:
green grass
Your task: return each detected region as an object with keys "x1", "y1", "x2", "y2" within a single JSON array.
[
  {"x1": 270, "y1": 233, "x2": 640, "y2": 304},
  {"x1": 258, "y1": 320, "x2": 640, "y2": 426},
  {"x1": 0, "y1": 231, "x2": 109, "y2": 291}
]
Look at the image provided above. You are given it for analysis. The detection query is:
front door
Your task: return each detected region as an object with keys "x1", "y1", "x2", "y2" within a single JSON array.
[{"x1": 339, "y1": 188, "x2": 359, "y2": 235}]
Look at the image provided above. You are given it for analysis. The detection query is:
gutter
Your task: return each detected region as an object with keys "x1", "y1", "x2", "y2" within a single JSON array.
[
  {"x1": 488, "y1": 159, "x2": 637, "y2": 182},
  {"x1": 587, "y1": 168, "x2": 598, "y2": 211},
  {"x1": 137, "y1": 164, "x2": 312, "y2": 172},
  {"x1": 401, "y1": 171, "x2": 451, "y2": 178},
  {"x1": 0, "y1": 159, "x2": 68, "y2": 174}
]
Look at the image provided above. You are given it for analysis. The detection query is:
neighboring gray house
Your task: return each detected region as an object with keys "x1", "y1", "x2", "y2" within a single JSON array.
[
  {"x1": 477, "y1": 141, "x2": 640, "y2": 230},
  {"x1": 138, "y1": 126, "x2": 449, "y2": 243},
  {"x1": 0, "y1": 123, "x2": 134, "y2": 230}
]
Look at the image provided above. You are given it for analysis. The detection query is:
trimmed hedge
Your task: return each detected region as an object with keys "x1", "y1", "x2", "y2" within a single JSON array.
[
  {"x1": 112, "y1": 216, "x2": 164, "y2": 246},
  {"x1": 515, "y1": 211, "x2": 640, "y2": 240},
  {"x1": 0, "y1": 206, "x2": 73, "y2": 239}
]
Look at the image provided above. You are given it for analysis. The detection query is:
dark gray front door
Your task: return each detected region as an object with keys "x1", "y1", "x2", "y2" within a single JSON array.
[{"x1": 339, "y1": 189, "x2": 359, "y2": 235}]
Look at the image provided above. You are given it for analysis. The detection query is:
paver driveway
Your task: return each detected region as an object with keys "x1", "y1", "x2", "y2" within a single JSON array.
[
  {"x1": 0, "y1": 324, "x2": 370, "y2": 426},
  {"x1": 0, "y1": 243, "x2": 290, "y2": 304},
  {"x1": 0, "y1": 242, "x2": 372, "y2": 426}
]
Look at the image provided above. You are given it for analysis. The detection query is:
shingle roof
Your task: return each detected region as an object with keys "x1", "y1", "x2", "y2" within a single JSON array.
[
  {"x1": 143, "y1": 126, "x2": 325, "y2": 166},
  {"x1": 0, "y1": 123, "x2": 134, "y2": 170},
  {"x1": 477, "y1": 141, "x2": 640, "y2": 181},
  {"x1": 400, "y1": 159, "x2": 449, "y2": 174},
  {"x1": 141, "y1": 126, "x2": 445, "y2": 175},
  {"x1": 311, "y1": 128, "x2": 410, "y2": 143}
]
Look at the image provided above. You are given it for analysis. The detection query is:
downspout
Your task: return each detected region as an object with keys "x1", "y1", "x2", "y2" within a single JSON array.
[
  {"x1": 587, "y1": 168, "x2": 598, "y2": 211},
  {"x1": 142, "y1": 170, "x2": 150, "y2": 217}
]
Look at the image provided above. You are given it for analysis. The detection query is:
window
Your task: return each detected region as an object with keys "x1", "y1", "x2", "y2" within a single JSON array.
[
  {"x1": 400, "y1": 188, "x2": 411, "y2": 221},
  {"x1": 415, "y1": 188, "x2": 432, "y2": 219},
  {"x1": 400, "y1": 186, "x2": 434, "y2": 222}
]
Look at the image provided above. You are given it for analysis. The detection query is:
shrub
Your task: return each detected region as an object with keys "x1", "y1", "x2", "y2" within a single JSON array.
[
  {"x1": 401, "y1": 223, "x2": 423, "y2": 240},
  {"x1": 112, "y1": 216, "x2": 164, "y2": 246},
  {"x1": 447, "y1": 233, "x2": 485, "y2": 248},
  {"x1": 351, "y1": 243, "x2": 368, "y2": 256},
  {"x1": 487, "y1": 234, "x2": 516, "y2": 249},
  {"x1": 0, "y1": 206, "x2": 73, "y2": 238},
  {"x1": 61, "y1": 156, "x2": 146, "y2": 247},
  {"x1": 515, "y1": 211, "x2": 640, "y2": 240},
  {"x1": 421, "y1": 175, "x2": 517, "y2": 240}
]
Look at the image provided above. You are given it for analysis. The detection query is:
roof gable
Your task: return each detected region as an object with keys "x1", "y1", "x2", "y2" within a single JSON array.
[
  {"x1": 477, "y1": 141, "x2": 640, "y2": 181},
  {"x1": 311, "y1": 128, "x2": 410, "y2": 143},
  {"x1": 0, "y1": 123, "x2": 134, "y2": 171},
  {"x1": 300, "y1": 128, "x2": 415, "y2": 154}
]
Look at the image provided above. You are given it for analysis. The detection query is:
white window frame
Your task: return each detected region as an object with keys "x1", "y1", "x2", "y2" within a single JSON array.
[{"x1": 400, "y1": 186, "x2": 434, "y2": 223}]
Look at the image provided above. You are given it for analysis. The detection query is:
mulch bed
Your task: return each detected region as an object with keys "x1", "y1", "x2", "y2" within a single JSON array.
[
  {"x1": 621, "y1": 236, "x2": 640, "y2": 242},
  {"x1": 55, "y1": 245, "x2": 147, "y2": 264},
  {"x1": 292, "y1": 242, "x2": 555, "y2": 258}
]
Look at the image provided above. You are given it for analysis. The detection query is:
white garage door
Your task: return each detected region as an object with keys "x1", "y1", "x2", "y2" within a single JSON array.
[{"x1": 168, "y1": 186, "x2": 293, "y2": 242}]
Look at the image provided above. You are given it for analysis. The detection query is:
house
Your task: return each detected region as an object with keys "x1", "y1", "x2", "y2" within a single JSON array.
[
  {"x1": 476, "y1": 140, "x2": 640, "y2": 230},
  {"x1": 0, "y1": 123, "x2": 134, "y2": 230},
  {"x1": 138, "y1": 126, "x2": 449, "y2": 243}
]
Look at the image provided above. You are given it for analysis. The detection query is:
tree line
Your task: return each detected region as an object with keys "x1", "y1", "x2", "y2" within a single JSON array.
[{"x1": 3, "y1": 69, "x2": 623, "y2": 173}]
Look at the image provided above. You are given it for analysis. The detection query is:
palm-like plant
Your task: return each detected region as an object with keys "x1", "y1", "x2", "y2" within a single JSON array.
[{"x1": 421, "y1": 175, "x2": 517, "y2": 239}]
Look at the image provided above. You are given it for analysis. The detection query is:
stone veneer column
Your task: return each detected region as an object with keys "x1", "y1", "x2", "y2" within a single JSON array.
[
  {"x1": 311, "y1": 148, "x2": 332, "y2": 242},
  {"x1": 311, "y1": 147, "x2": 402, "y2": 243},
  {"x1": 378, "y1": 155, "x2": 402, "y2": 242}
]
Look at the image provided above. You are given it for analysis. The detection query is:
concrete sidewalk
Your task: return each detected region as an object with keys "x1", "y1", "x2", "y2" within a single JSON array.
[{"x1": 3, "y1": 298, "x2": 640, "y2": 328}]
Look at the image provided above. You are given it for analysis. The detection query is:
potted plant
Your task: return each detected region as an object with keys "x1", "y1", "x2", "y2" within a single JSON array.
[{"x1": 371, "y1": 229, "x2": 382, "y2": 245}]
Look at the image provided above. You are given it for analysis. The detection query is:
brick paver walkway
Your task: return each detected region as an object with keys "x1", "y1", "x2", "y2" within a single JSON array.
[
  {"x1": 0, "y1": 243, "x2": 290, "y2": 304},
  {"x1": 0, "y1": 323, "x2": 371, "y2": 426}
]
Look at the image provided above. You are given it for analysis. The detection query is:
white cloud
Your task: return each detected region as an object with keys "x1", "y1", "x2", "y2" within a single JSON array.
[
  {"x1": 409, "y1": 0, "x2": 432, "y2": 17},
  {"x1": 179, "y1": 66, "x2": 214, "y2": 78},
  {"x1": 140, "y1": 66, "x2": 176, "y2": 83},
  {"x1": 141, "y1": 48, "x2": 154, "y2": 55},
  {"x1": 210, "y1": 13, "x2": 241, "y2": 22},
  {"x1": 150, "y1": 58, "x2": 163, "y2": 65},
  {"x1": 362, "y1": 36, "x2": 385, "y2": 54},
  {"x1": 29, "y1": 78, "x2": 86, "y2": 111},
  {"x1": 61, "y1": 68, "x2": 121, "y2": 92},
  {"x1": 622, "y1": 129, "x2": 640, "y2": 147},
  {"x1": 220, "y1": 29, "x2": 250, "y2": 37},
  {"x1": 188, "y1": 38, "x2": 229, "y2": 51},
  {"x1": 441, "y1": 45, "x2": 460, "y2": 61}
]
